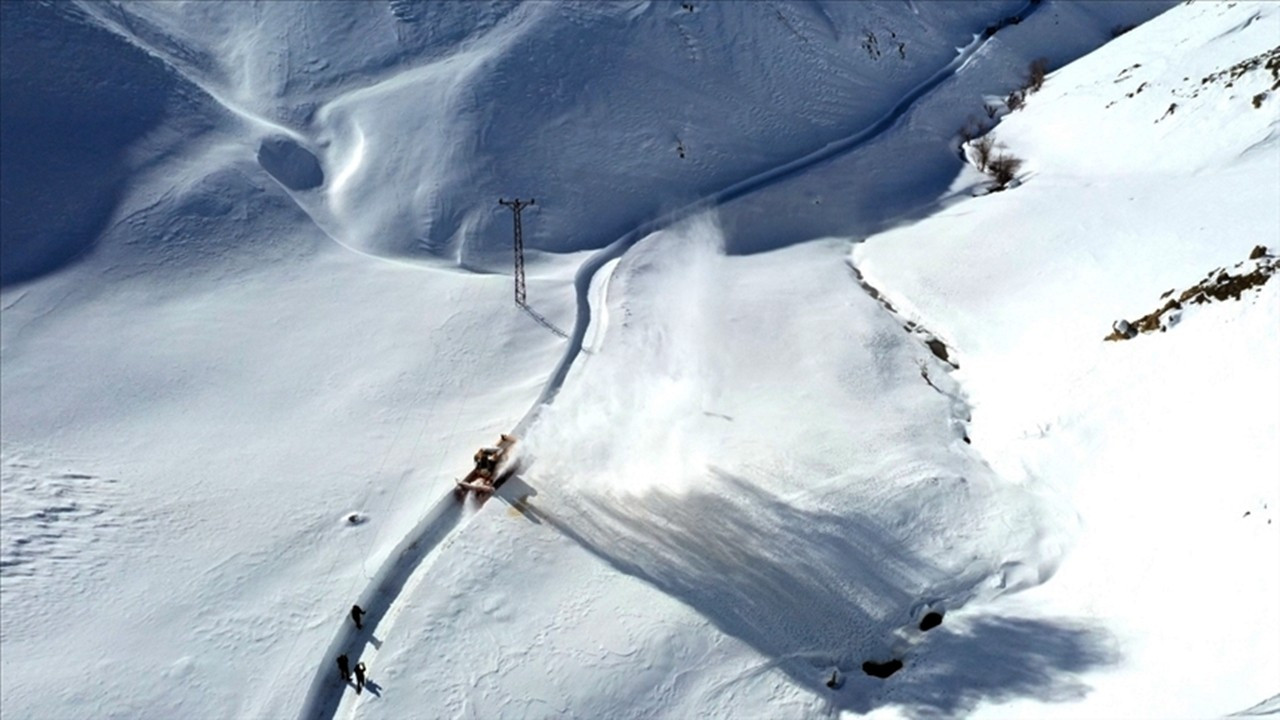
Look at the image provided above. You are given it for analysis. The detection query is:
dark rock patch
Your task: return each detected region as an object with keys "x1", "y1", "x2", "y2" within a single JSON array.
[
  {"x1": 257, "y1": 136, "x2": 324, "y2": 191},
  {"x1": 1106, "y1": 247, "x2": 1275, "y2": 341},
  {"x1": 919, "y1": 611, "x2": 944, "y2": 631},
  {"x1": 862, "y1": 659, "x2": 903, "y2": 679},
  {"x1": 925, "y1": 338, "x2": 954, "y2": 366}
]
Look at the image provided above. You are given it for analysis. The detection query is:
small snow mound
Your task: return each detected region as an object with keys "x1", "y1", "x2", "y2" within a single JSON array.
[
  {"x1": 343, "y1": 512, "x2": 368, "y2": 526},
  {"x1": 162, "y1": 656, "x2": 196, "y2": 679},
  {"x1": 257, "y1": 136, "x2": 324, "y2": 191}
]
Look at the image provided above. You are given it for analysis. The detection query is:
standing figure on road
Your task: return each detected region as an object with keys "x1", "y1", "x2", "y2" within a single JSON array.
[
  {"x1": 351, "y1": 604, "x2": 365, "y2": 630},
  {"x1": 336, "y1": 654, "x2": 351, "y2": 682},
  {"x1": 354, "y1": 661, "x2": 367, "y2": 695}
]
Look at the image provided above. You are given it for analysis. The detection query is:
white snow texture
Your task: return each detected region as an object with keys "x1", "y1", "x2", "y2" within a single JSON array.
[{"x1": 1, "y1": 1, "x2": 1276, "y2": 719}]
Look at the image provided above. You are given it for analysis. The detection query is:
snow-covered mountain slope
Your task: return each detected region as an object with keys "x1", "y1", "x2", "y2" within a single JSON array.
[
  {"x1": 5, "y1": 0, "x2": 1276, "y2": 719},
  {"x1": 24, "y1": 0, "x2": 1173, "y2": 270},
  {"x1": 854, "y1": 2, "x2": 1280, "y2": 717}
]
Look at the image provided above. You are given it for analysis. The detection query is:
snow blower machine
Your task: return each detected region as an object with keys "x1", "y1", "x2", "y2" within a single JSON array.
[{"x1": 455, "y1": 433, "x2": 517, "y2": 499}]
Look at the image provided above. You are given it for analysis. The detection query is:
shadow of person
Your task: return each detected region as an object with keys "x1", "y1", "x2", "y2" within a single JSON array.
[{"x1": 364, "y1": 679, "x2": 382, "y2": 697}]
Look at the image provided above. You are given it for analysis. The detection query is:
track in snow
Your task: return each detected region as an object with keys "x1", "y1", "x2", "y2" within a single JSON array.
[
  {"x1": 298, "y1": 494, "x2": 467, "y2": 720},
  {"x1": 298, "y1": 5, "x2": 1042, "y2": 718}
]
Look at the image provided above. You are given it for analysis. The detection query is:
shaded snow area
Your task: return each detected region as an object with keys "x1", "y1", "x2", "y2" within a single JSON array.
[{"x1": 2, "y1": 1, "x2": 1277, "y2": 719}]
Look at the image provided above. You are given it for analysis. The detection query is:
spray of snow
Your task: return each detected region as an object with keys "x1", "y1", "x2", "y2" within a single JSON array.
[{"x1": 524, "y1": 214, "x2": 726, "y2": 497}]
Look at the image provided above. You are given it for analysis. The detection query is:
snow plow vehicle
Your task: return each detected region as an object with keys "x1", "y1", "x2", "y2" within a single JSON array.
[{"x1": 455, "y1": 433, "x2": 517, "y2": 497}]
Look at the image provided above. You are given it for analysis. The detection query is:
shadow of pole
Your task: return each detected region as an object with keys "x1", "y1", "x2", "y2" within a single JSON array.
[{"x1": 519, "y1": 302, "x2": 570, "y2": 340}]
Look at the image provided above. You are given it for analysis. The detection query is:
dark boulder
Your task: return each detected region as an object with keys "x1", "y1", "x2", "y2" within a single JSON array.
[
  {"x1": 257, "y1": 136, "x2": 324, "y2": 191},
  {"x1": 862, "y1": 659, "x2": 903, "y2": 679}
]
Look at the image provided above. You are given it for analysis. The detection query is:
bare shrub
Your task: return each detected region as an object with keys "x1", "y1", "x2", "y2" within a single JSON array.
[
  {"x1": 1028, "y1": 58, "x2": 1049, "y2": 92},
  {"x1": 971, "y1": 136, "x2": 995, "y2": 172},
  {"x1": 988, "y1": 154, "x2": 1023, "y2": 189},
  {"x1": 984, "y1": 103, "x2": 1000, "y2": 119},
  {"x1": 1006, "y1": 90, "x2": 1024, "y2": 111}
]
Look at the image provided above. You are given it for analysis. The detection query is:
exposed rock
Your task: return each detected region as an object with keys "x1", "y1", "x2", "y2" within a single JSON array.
[
  {"x1": 862, "y1": 659, "x2": 904, "y2": 678},
  {"x1": 919, "y1": 611, "x2": 944, "y2": 631},
  {"x1": 1105, "y1": 248, "x2": 1275, "y2": 341},
  {"x1": 925, "y1": 338, "x2": 955, "y2": 366},
  {"x1": 257, "y1": 136, "x2": 324, "y2": 190},
  {"x1": 1110, "y1": 319, "x2": 1137, "y2": 340}
]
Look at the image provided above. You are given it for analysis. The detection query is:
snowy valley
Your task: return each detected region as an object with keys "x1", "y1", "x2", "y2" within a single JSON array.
[{"x1": 1, "y1": 1, "x2": 1277, "y2": 719}]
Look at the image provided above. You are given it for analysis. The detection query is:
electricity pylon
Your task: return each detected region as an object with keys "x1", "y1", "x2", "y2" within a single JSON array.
[{"x1": 498, "y1": 198, "x2": 534, "y2": 307}]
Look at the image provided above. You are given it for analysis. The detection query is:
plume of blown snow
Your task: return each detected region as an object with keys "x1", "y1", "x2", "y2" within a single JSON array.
[{"x1": 523, "y1": 214, "x2": 727, "y2": 497}]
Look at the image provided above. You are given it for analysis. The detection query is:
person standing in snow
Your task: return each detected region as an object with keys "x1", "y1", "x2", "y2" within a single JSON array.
[
  {"x1": 336, "y1": 654, "x2": 351, "y2": 682},
  {"x1": 354, "y1": 662, "x2": 367, "y2": 695},
  {"x1": 351, "y1": 604, "x2": 365, "y2": 630}
]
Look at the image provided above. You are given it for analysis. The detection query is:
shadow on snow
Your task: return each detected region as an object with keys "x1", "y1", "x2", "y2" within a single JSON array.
[
  {"x1": 0, "y1": 2, "x2": 176, "y2": 287},
  {"x1": 864, "y1": 614, "x2": 1119, "y2": 719},
  {"x1": 504, "y1": 471, "x2": 1117, "y2": 716}
]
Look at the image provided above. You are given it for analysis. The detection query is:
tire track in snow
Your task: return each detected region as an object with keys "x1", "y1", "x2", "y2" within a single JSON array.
[{"x1": 300, "y1": 5, "x2": 1042, "y2": 718}]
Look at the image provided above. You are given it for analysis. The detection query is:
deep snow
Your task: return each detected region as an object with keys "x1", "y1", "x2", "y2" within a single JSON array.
[{"x1": 3, "y1": 1, "x2": 1277, "y2": 719}]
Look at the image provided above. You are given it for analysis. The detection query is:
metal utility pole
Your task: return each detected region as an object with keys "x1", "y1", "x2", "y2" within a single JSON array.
[{"x1": 498, "y1": 198, "x2": 534, "y2": 307}]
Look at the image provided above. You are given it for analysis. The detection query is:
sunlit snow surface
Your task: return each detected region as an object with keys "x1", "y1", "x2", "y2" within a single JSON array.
[{"x1": 2, "y1": 1, "x2": 1277, "y2": 719}]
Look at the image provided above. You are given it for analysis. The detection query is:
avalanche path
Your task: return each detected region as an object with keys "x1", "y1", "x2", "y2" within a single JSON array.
[{"x1": 298, "y1": 5, "x2": 1044, "y2": 719}]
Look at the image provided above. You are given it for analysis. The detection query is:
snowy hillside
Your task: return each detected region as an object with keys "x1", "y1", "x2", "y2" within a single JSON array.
[{"x1": 3, "y1": 1, "x2": 1277, "y2": 719}]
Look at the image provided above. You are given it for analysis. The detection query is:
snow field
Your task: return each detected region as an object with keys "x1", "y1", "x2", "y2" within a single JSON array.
[
  {"x1": 10, "y1": 0, "x2": 1277, "y2": 718},
  {"x1": 855, "y1": 2, "x2": 1280, "y2": 716},
  {"x1": 361, "y1": 215, "x2": 1079, "y2": 718},
  {"x1": 0, "y1": 240, "x2": 577, "y2": 718}
]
